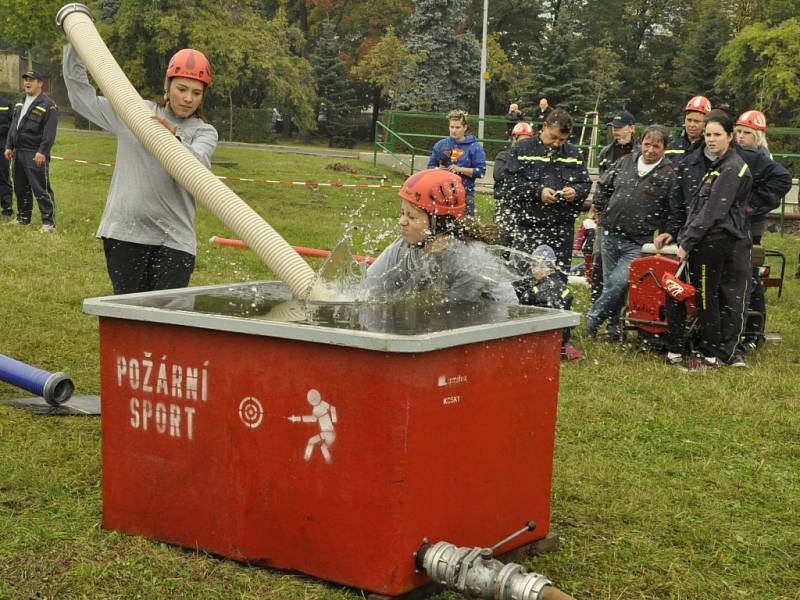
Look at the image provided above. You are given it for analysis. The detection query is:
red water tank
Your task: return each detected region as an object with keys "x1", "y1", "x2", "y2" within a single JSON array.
[{"x1": 87, "y1": 283, "x2": 575, "y2": 596}]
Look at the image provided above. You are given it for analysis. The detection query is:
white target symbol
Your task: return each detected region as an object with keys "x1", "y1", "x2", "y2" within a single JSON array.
[{"x1": 239, "y1": 396, "x2": 264, "y2": 429}]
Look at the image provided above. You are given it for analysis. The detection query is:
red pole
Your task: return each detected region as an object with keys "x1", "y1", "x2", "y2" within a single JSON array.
[{"x1": 210, "y1": 236, "x2": 375, "y2": 265}]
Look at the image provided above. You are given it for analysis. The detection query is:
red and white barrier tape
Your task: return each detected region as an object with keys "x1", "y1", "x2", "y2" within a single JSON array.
[{"x1": 50, "y1": 155, "x2": 401, "y2": 189}]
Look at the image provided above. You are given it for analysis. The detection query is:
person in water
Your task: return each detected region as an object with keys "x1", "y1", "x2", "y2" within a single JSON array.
[{"x1": 361, "y1": 169, "x2": 518, "y2": 303}]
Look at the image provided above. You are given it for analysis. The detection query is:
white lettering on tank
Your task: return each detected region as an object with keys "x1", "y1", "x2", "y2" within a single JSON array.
[
  {"x1": 155, "y1": 402, "x2": 168, "y2": 434},
  {"x1": 117, "y1": 356, "x2": 127, "y2": 387},
  {"x1": 142, "y1": 352, "x2": 153, "y2": 393},
  {"x1": 156, "y1": 357, "x2": 169, "y2": 395},
  {"x1": 128, "y1": 359, "x2": 140, "y2": 390},
  {"x1": 171, "y1": 365, "x2": 183, "y2": 399},
  {"x1": 186, "y1": 367, "x2": 198, "y2": 400},
  {"x1": 130, "y1": 397, "x2": 140, "y2": 428},
  {"x1": 169, "y1": 405, "x2": 181, "y2": 437}
]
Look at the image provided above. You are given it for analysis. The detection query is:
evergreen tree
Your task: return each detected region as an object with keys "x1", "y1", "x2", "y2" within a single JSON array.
[
  {"x1": 403, "y1": 0, "x2": 481, "y2": 112},
  {"x1": 313, "y1": 19, "x2": 359, "y2": 147},
  {"x1": 521, "y1": 16, "x2": 594, "y2": 115}
]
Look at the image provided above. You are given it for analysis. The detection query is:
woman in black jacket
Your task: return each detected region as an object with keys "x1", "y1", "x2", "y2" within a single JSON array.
[{"x1": 676, "y1": 110, "x2": 752, "y2": 369}]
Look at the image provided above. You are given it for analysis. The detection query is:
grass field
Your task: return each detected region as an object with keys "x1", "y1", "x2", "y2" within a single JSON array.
[{"x1": 1, "y1": 129, "x2": 799, "y2": 599}]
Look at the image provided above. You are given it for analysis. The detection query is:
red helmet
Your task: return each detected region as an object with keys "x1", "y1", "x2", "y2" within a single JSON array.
[
  {"x1": 684, "y1": 96, "x2": 711, "y2": 114},
  {"x1": 166, "y1": 49, "x2": 213, "y2": 87},
  {"x1": 399, "y1": 169, "x2": 466, "y2": 219},
  {"x1": 511, "y1": 122, "x2": 534, "y2": 137},
  {"x1": 736, "y1": 110, "x2": 767, "y2": 132}
]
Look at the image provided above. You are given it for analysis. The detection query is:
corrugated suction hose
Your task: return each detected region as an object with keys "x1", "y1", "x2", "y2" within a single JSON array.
[{"x1": 55, "y1": 3, "x2": 328, "y2": 301}]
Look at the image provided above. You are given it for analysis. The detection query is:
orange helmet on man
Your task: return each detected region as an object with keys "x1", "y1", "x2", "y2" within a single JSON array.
[
  {"x1": 684, "y1": 96, "x2": 711, "y2": 114},
  {"x1": 511, "y1": 122, "x2": 534, "y2": 137},
  {"x1": 399, "y1": 169, "x2": 466, "y2": 220}
]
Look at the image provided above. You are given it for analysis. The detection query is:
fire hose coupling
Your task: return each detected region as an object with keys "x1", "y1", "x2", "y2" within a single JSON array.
[
  {"x1": 418, "y1": 540, "x2": 552, "y2": 600},
  {"x1": 56, "y1": 3, "x2": 93, "y2": 29}
]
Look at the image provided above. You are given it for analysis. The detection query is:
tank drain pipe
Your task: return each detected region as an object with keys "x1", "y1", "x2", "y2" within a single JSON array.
[
  {"x1": 415, "y1": 522, "x2": 575, "y2": 600},
  {"x1": 55, "y1": 3, "x2": 328, "y2": 301}
]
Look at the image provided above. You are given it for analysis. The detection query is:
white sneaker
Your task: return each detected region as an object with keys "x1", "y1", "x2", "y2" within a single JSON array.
[{"x1": 40, "y1": 224, "x2": 55, "y2": 233}]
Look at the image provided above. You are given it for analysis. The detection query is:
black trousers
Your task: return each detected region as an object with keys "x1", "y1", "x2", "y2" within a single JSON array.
[
  {"x1": 103, "y1": 238, "x2": 195, "y2": 295},
  {"x1": 688, "y1": 236, "x2": 751, "y2": 362},
  {"x1": 0, "y1": 150, "x2": 11, "y2": 214},
  {"x1": 12, "y1": 150, "x2": 55, "y2": 225}
]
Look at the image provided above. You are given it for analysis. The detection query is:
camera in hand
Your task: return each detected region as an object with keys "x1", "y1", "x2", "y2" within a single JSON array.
[{"x1": 554, "y1": 190, "x2": 563, "y2": 200}]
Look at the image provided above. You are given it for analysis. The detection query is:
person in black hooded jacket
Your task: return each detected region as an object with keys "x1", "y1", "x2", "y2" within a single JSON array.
[{"x1": 673, "y1": 110, "x2": 752, "y2": 369}]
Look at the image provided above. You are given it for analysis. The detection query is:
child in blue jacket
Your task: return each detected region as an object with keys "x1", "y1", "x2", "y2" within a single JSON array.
[{"x1": 428, "y1": 109, "x2": 486, "y2": 216}]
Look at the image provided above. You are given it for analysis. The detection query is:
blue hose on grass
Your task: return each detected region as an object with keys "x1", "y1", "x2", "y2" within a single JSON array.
[{"x1": 0, "y1": 353, "x2": 75, "y2": 406}]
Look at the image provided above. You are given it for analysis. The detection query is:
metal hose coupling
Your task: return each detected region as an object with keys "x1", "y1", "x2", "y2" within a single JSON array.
[{"x1": 418, "y1": 540, "x2": 552, "y2": 600}]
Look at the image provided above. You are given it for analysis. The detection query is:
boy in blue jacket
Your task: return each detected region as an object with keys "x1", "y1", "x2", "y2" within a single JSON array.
[{"x1": 428, "y1": 109, "x2": 486, "y2": 216}]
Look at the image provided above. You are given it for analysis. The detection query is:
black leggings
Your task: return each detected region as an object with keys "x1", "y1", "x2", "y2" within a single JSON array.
[{"x1": 103, "y1": 238, "x2": 195, "y2": 295}]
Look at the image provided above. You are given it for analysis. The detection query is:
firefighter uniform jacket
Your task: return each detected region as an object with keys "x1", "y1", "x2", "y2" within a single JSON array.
[
  {"x1": 664, "y1": 129, "x2": 702, "y2": 168},
  {"x1": 735, "y1": 144, "x2": 792, "y2": 219},
  {"x1": 677, "y1": 147, "x2": 752, "y2": 255},
  {"x1": 5, "y1": 93, "x2": 58, "y2": 156},
  {"x1": 0, "y1": 97, "x2": 14, "y2": 146},
  {"x1": 597, "y1": 138, "x2": 640, "y2": 175},
  {"x1": 507, "y1": 133, "x2": 592, "y2": 230}
]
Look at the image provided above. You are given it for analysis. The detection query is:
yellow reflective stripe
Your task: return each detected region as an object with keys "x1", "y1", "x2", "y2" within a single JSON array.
[
  {"x1": 0, "y1": 107, "x2": 8, "y2": 111},
  {"x1": 738, "y1": 164, "x2": 748, "y2": 177},
  {"x1": 555, "y1": 157, "x2": 583, "y2": 165},
  {"x1": 561, "y1": 289, "x2": 571, "y2": 298},
  {"x1": 665, "y1": 149, "x2": 685, "y2": 155},
  {"x1": 518, "y1": 156, "x2": 550, "y2": 162}
]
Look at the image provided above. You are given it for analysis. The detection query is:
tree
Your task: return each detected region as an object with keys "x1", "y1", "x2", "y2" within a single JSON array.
[
  {"x1": 350, "y1": 27, "x2": 424, "y2": 110},
  {"x1": 97, "y1": 1, "x2": 317, "y2": 133},
  {"x1": 0, "y1": 0, "x2": 63, "y2": 69},
  {"x1": 716, "y1": 18, "x2": 800, "y2": 126},
  {"x1": 313, "y1": 19, "x2": 360, "y2": 147},
  {"x1": 672, "y1": 0, "x2": 730, "y2": 106},
  {"x1": 403, "y1": 0, "x2": 481, "y2": 112}
]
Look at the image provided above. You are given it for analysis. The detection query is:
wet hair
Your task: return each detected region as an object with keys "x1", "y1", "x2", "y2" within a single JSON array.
[
  {"x1": 447, "y1": 109, "x2": 469, "y2": 126},
  {"x1": 429, "y1": 215, "x2": 501, "y2": 244},
  {"x1": 544, "y1": 108, "x2": 572, "y2": 134},
  {"x1": 641, "y1": 124, "x2": 670, "y2": 147},
  {"x1": 704, "y1": 109, "x2": 734, "y2": 134}
]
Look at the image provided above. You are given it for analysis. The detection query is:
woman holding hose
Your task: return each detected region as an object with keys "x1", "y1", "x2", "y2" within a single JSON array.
[{"x1": 63, "y1": 44, "x2": 218, "y2": 294}]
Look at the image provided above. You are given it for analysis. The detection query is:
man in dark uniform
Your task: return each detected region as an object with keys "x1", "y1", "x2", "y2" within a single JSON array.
[
  {"x1": 0, "y1": 95, "x2": 14, "y2": 216},
  {"x1": 664, "y1": 95, "x2": 709, "y2": 167},
  {"x1": 4, "y1": 71, "x2": 59, "y2": 232},
  {"x1": 506, "y1": 107, "x2": 592, "y2": 278}
]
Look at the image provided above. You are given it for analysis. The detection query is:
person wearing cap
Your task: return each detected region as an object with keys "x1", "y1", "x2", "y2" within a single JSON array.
[
  {"x1": 664, "y1": 95, "x2": 710, "y2": 167},
  {"x1": 0, "y1": 94, "x2": 14, "y2": 217},
  {"x1": 493, "y1": 121, "x2": 533, "y2": 234},
  {"x1": 63, "y1": 43, "x2": 218, "y2": 293},
  {"x1": 585, "y1": 124, "x2": 678, "y2": 341},
  {"x1": 597, "y1": 110, "x2": 639, "y2": 175},
  {"x1": 427, "y1": 109, "x2": 487, "y2": 217},
  {"x1": 591, "y1": 109, "x2": 641, "y2": 303},
  {"x1": 3, "y1": 71, "x2": 59, "y2": 231}
]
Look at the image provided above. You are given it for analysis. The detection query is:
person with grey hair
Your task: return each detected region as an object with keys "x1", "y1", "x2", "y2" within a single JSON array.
[{"x1": 585, "y1": 124, "x2": 681, "y2": 340}]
